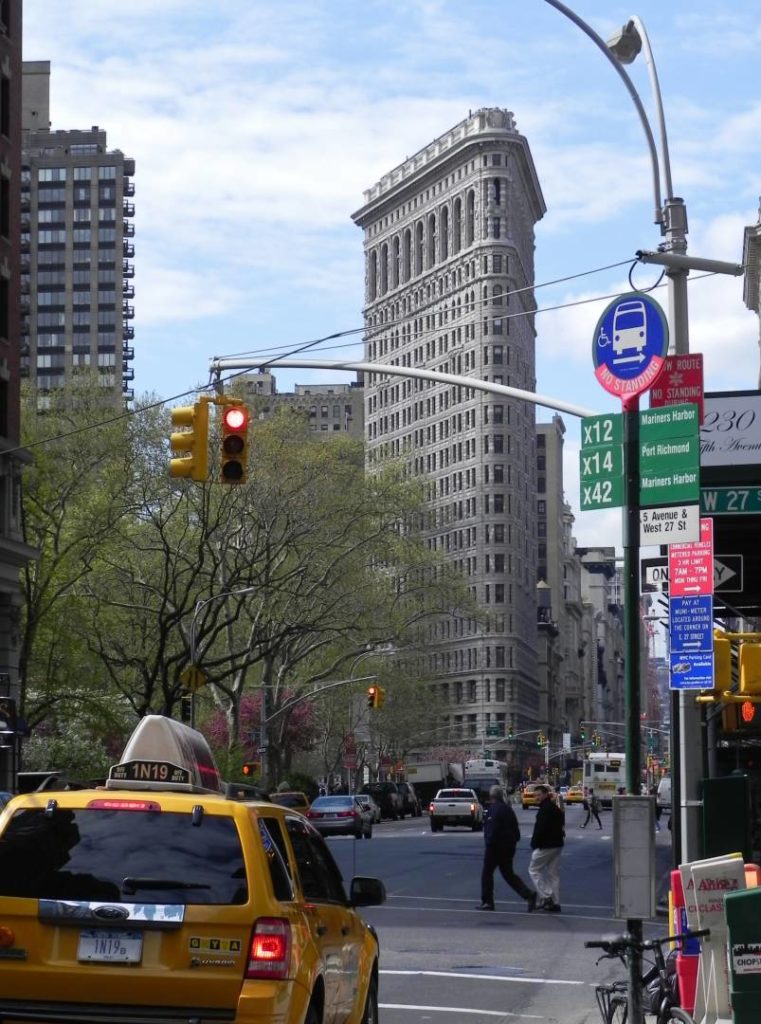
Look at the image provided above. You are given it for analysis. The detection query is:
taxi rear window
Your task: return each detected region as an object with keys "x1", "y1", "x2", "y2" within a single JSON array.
[{"x1": 0, "y1": 806, "x2": 248, "y2": 904}]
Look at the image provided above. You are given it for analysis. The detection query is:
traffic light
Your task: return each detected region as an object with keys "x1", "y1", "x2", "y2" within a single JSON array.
[
  {"x1": 739, "y1": 643, "x2": 761, "y2": 698},
  {"x1": 179, "y1": 695, "x2": 193, "y2": 724},
  {"x1": 508, "y1": 724, "x2": 514, "y2": 740},
  {"x1": 536, "y1": 731, "x2": 545, "y2": 747},
  {"x1": 169, "y1": 401, "x2": 209, "y2": 482},
  {"x1": 367, "y1": 685, "x2": 379, "y2": 710},
  {"x1": 580, "y1": 725, "x2": 586, "y2": 741},
  {"x1": 220, "y1": 403, "x2": 250, "y2": 484},
  {"x1": 242, "y1": 761, "x2": 260, "y2": 778}
]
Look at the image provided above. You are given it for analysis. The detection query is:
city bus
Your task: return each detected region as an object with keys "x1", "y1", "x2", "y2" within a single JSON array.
[{"x1": 583, "y1": 752, "x2": 626, "y2": 808}]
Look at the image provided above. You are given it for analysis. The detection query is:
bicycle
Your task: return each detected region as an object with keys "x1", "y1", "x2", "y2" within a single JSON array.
[{"x1": 585, "y1": 928, "x2": 709, "y2": 1023}]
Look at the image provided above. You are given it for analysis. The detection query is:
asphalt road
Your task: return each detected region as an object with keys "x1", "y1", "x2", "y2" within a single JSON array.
[{"x1": 327, "y1": 801, "x2": 674, "y2": 1023}]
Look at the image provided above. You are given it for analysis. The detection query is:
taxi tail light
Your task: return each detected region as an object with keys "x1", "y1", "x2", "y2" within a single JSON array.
[
  {"x1": 0, "y1": 925, "x2": 15, "y2": 948},
  {"x1": 246, "y1": 918, "x2": 291, "y2": 980}
]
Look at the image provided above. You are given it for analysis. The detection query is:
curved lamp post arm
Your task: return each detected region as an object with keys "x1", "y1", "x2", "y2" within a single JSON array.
[
  {"x1": 542, "y1": 0, "x2": 663, "y2": 225},
  {"x1": 626, "y1": 16, "x2": 673, "y2": 201}
]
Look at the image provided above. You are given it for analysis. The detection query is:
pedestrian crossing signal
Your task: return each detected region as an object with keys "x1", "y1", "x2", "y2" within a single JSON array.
[{"x1": 242, "y1": 761, "x2": 260, "y2": 778}]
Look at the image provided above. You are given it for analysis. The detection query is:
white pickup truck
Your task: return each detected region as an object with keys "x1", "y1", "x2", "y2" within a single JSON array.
[{"x1": 429, "y1": 787, "x2": 484, "y2": 832}]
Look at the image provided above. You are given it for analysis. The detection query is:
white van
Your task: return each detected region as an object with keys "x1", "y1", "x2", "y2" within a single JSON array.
[{"x1": 656, "y1": 775, "x2": 671, "y2": 809}]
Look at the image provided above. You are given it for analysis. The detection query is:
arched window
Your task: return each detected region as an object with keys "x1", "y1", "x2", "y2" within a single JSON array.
[
  {"x1": 392, "y1": 236, "x2": 400, "y2": 289},
  {"x1": 440, "y1": 205, "x2": 449, "y2": 261},
  {"x1": 415, "y1": 221, "x2": 424, "y2": 275},
  {"x1": 380, "y1": 243, "x2": 388, "y2": 295},
  {"x1": 403, "y1": 229, "x2": 412, "y2": 283},
  {"x1": 427, "y1": 213, "x2": 437, "y2": 268},
  {"x1": 453, "y1": 198, "x2": 462, "y2": 253},
  {"x1": 466, "y1": 190, "x2": 475, "y2": 246},
  {"x1": 368, "y1": 250, "x2": 377, "y2": 301},
  {"x1": 494, "y1": 178, "x2": 501, "y2": 205}
]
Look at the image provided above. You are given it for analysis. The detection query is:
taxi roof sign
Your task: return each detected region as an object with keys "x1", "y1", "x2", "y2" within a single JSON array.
[{"x1": 106, "y1": 715, "x2": 223, "y2": 794}]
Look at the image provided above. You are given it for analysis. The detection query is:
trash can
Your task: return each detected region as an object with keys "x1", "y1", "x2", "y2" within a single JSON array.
[{"x1": 725, "y1": 887, "x2": 761, "y2": 1022}]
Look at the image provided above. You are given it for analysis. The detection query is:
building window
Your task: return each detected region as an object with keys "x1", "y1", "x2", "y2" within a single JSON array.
[
  {"x1": 74, "y1": 167, "x2": 92, "y2": 180},
  {"x1": 0, "y1": 75, "x2": 10, "y2": 137},
  {"x1": 98, "y1": 165, "x2": 117, "y2": 180},
  {"x1": 39, "y1": 168, "x2": 67, "y2": 182},
  {"x1": 0, "y1": 176, "x2": 8, "y2": 237}
]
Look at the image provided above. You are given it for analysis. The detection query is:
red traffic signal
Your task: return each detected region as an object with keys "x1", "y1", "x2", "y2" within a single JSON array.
[
  {"x1": 242, "y1": 760, "x2": 260, "y2": 777},
  {"x1": 220, "y1": 404, "x2": 249, "y2": 484}
]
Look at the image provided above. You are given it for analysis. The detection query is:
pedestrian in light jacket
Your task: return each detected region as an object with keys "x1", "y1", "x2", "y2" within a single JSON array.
[
  {"x1": 477, "y1": 786, "x2": 537, "y2": 912},
  {"x1": 529, "y1": 785, "x2": 565, "y2": 912}
]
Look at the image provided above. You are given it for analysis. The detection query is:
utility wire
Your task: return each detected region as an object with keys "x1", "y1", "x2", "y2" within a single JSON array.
[{"x1": 13, "y1": 265, "x2": 722, "y2": 458}]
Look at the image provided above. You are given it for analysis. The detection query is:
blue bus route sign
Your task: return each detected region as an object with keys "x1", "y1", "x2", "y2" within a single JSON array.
[{"x1": 592, "y1": 292, "x2": 669, "y2": 400}]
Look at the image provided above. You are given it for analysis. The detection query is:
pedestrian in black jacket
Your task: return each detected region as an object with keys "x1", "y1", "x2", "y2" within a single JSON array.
[
  {"x1": 528, "y1": 785, "x2": 565, "y2": 912},
  {"x1": 477, "y1": 786, "x2": 537, "y2": 912}
]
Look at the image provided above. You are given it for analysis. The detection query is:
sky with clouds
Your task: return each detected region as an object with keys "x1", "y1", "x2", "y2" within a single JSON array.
[{"x1": 22, "y1": 0, "x2": 761, "y2": 550}]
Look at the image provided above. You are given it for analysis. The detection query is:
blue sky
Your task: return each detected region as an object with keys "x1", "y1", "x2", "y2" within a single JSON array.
[{"x1": 22, "y1": 1, "x2": 761, "y2": 548}]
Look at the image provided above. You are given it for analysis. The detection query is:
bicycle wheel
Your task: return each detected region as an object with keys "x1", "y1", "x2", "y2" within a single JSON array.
[
  {"x1": 660, "y1": 1008, "x2": 695, "y2": 1024},
  {"x1": 595, "y1": 985, "x2": 628, "y2": 1024},
  {"x1": 607, "y1": 994, "x2": 628, "y2": 1024}
]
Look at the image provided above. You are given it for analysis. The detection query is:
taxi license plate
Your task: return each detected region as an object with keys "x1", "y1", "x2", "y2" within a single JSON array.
[{"x1": 78, "y1": 929, "x2": 143, "y2": 963}]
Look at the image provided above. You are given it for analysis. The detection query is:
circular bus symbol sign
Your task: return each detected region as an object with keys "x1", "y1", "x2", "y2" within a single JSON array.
[{"x1": 592, "y1": 292, "x2": 669, "y2": 400}]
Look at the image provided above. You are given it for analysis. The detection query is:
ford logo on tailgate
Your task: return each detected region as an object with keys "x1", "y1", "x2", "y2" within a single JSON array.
[{"x1": 92, "y1": 905, "x2": 130, "y2": 921}]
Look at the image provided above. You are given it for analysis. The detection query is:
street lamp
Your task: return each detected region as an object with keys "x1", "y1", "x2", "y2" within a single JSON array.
[{"x1": 543, "y1": 3, "x2": 744, "y2": 879}]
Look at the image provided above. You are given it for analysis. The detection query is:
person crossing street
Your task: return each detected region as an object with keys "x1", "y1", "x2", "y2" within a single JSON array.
[
  {"x1": 528, "y1": 784, "x2": 565, "y2": 912},
  {"x1": 477, "y1": 786, "x2": 537, "y2": 913}
]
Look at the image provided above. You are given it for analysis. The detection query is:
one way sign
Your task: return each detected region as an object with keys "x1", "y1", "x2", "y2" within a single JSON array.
[{"x1": 641, "y1": 555, "x2": 743, "y2": 594}]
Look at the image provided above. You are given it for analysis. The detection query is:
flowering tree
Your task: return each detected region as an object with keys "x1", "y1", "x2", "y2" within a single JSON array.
[{"x1": 206, "y1": 691, "x2": 318, "y2": 775}]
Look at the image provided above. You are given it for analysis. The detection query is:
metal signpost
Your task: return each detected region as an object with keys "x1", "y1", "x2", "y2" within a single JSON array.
[{"x1": 588, "y1": 290, "x2": 670, "y2": 1024}]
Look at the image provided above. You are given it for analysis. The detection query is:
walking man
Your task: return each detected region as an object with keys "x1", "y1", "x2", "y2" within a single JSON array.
[
  {"x1": 528, "y1": 785, "x2": 565, "y2": 912},
  {"x1": 581, "y1": 788, "x2": 603, "y2": 829},
  {"x1": 478, "y1": 785, "x2": 537, "y2": 912}
]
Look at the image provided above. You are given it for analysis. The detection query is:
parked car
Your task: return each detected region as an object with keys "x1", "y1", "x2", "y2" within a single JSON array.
[
  {"x1": 307, "y1": 795, "x2": 373, "y2": 838},
  {"x1": 356, "y1": 792, "x2": 382, "y2": 824},
  {"x1": 396, "y1": 781, "x2": 422, "y2": 817},
  {"x1": 359, "y1": 781, "x2": 403, "y2": 820}
]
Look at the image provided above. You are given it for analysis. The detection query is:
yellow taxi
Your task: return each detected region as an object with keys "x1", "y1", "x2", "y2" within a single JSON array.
[
  {"x1": 270, "y1": 791, "x2": 311, "y2": 816},
  {"x1": 0, "y1": 716, "x2": 385, "y2": 1024},
  {"x1": 521, "y1": 782, "x2": 555, "y2": 809},
  {"x1": 566, "y1": 784, "x2": 585, "y2": 804}
]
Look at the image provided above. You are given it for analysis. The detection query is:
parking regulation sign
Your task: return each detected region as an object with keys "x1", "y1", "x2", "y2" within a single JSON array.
[{"x1": 592, "y1": 292, "x2": 669, "y2": 400}]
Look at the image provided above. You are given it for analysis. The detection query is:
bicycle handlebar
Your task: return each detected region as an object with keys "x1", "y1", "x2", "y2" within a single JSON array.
[{"x1": 585, "y1": 929, "x2": 710, "y2": 954}]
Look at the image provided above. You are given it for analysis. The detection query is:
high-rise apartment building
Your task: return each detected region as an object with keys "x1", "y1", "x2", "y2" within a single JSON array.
[
  {"x1": 20, "y1": 62, "x2": 135, "y2": 403},
  {"x1": 353, "y1": 108, "x2": 545, "y2": 760},
  {"x1": 0, "y1": 1, "x2": 38, "y2": 791}
]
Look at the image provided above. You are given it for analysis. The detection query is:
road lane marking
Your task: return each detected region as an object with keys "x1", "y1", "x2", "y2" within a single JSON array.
[
  {"x1": 380, "y1": 1004, "x2": 542, "y2": 1018},
  {"x1": 381, "y1": 970, "x2": 584, "y2": 986}
]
